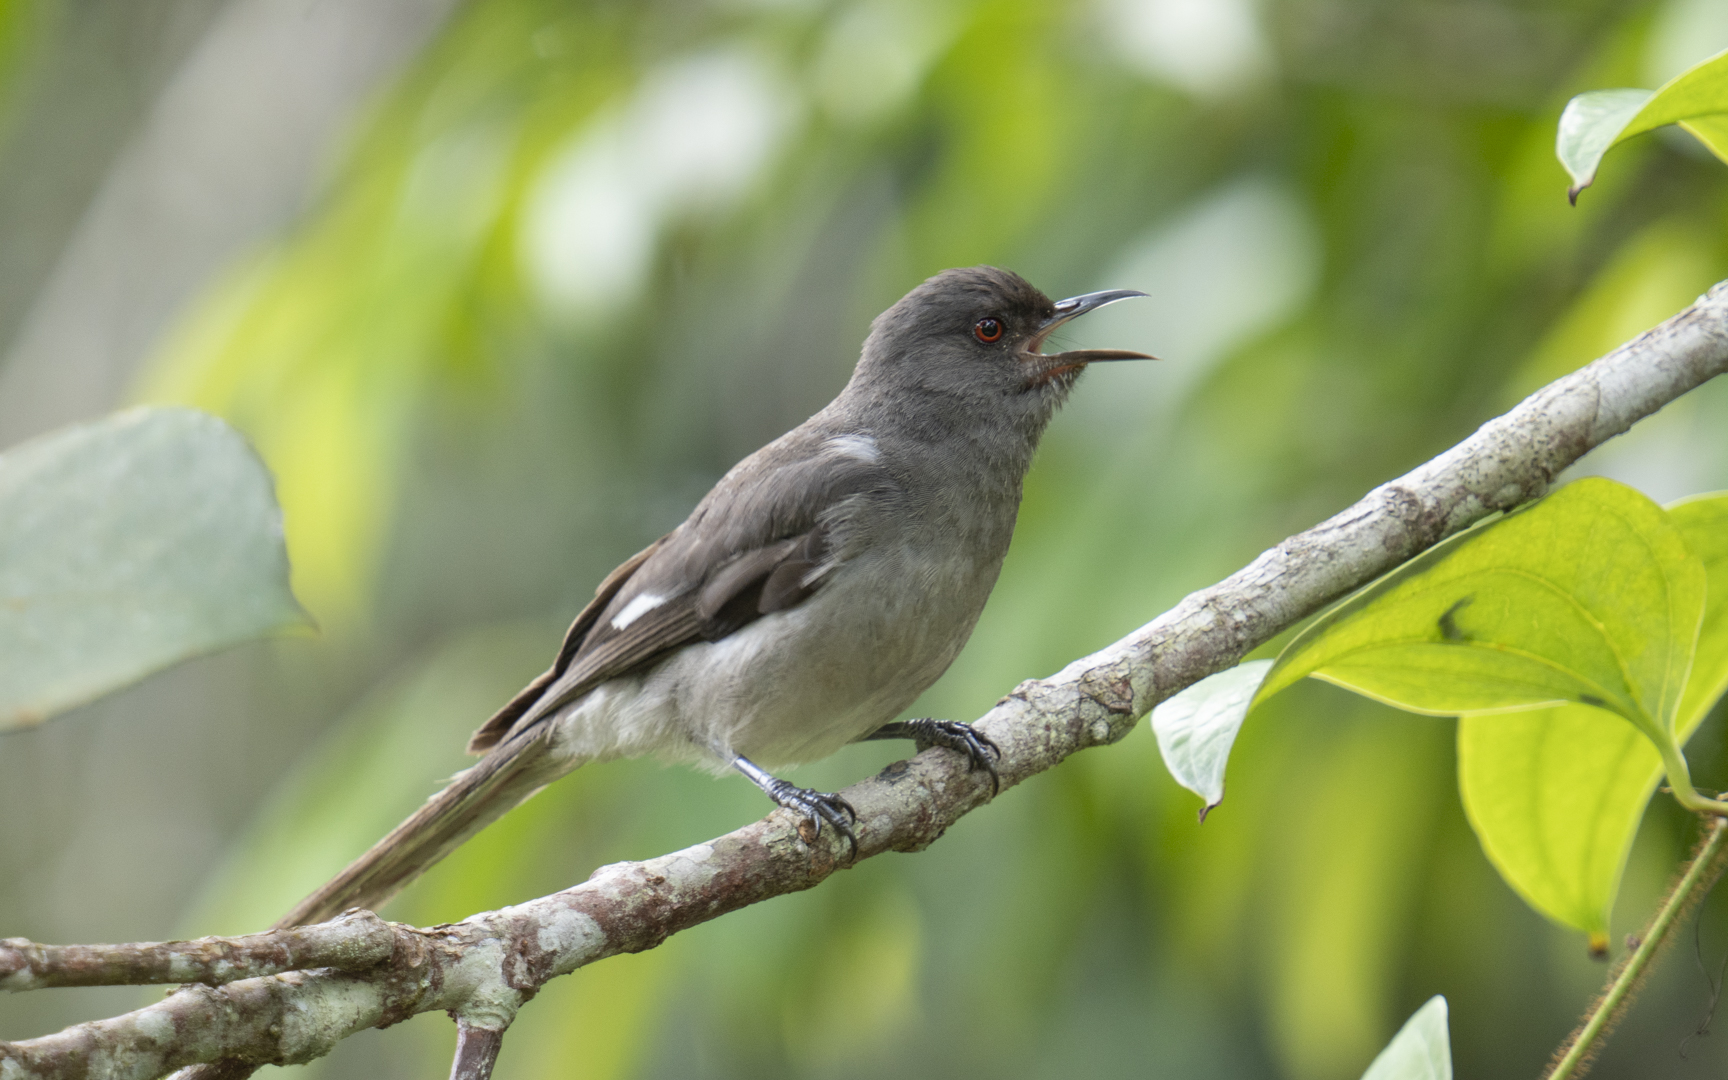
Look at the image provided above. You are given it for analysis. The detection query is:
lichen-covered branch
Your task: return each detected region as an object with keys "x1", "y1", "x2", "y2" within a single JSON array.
[
  {"x1": 0, "y1": 912, "x2": 395, "y2": 993},
  {"x1": 4, "y1": 283, "x2": 1728, "y2": 1080}
]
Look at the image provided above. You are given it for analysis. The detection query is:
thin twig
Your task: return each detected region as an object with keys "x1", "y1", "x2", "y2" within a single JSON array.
[{"x1": 1548, "y1": 818, "x2": 1728, "y2": 1080}]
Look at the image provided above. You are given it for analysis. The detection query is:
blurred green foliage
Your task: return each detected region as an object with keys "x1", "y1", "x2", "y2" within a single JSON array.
[
  {"x1": 4, "y1": 0, "x2": 1728, "y2": 1077},
  {"x1": 0, "y1": 0, "x2": 41, "y2": 124}
]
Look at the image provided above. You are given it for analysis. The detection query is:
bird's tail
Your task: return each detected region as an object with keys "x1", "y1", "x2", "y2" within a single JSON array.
[{"x1": 275, "y1": 729, "x2": 569, "y2": 929}]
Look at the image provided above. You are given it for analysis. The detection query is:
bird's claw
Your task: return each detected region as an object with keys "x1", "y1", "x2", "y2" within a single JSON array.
[
  {"x1": 905, "y1": 718, "x2": 1001, "y2": 796},
  {"x1": 763, "y1": 778, "x2": 858, "y2": 855}
]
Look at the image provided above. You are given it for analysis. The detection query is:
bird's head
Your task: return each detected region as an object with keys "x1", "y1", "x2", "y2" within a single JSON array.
[{"x1": 856, "y1": 266, "x2": 1155, "y2": 426}]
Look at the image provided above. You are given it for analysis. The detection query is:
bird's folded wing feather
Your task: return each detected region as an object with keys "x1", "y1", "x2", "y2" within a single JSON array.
[
  {"x1": 468, "y1": 448, "x2": 891, "y2": 751},
  {"x1": 466, "y1": 538, "x2": 664, "y2": 751}
]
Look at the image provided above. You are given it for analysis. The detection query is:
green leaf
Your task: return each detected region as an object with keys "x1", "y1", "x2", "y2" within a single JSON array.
[
  {"x1": 1670, "y1": 492, "x2": 1728, "y2": 731},
  {"x1": 1558, "y1": 48, "x2": 1728, "y2": 201},
  {"x1": 1557, "y1": 89, "x2": 1654, "y2": 198},
  {"x1": 1253, "y1": 478, "x2": 1704, "y2": 750},
  {"x1": 1455, "y1": 492, "x2": 1728, "y2": 943},
  {"x1": 1458, "y1": 705, "x2": 1655, "y2": 949},
  {"x1": 0, "y1": 407, "x2": 307, "y2": 729},
  {"x1": 1680, "y1": 114, "x2": 1728, "y2": 164},
  {"x1": 1173, "y1": 480, "x2": 1709, "y2": 920},
  {"x1": 1359, "y1": 996, "x2": 1450, "y2": 1080},
  {"x1": 1151, "y1": 659, "x2": 1273, "y2": 817}
]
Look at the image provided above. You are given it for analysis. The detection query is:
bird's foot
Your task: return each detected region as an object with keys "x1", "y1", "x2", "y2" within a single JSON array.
[
  {"x1": 767, "y1": 778, "x2": 858, "y2": 850},
  {"x1": 870, "y1": 718, "x2": 1000, "y2": 795},
  {"x1": 731, "y1": 756, "x2": 857, "y2": 855}
]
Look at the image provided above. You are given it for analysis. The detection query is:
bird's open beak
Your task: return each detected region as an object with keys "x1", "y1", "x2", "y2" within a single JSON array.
[{"x1": 1022, "y1": 289, "x2": 1158, "y2": 384}]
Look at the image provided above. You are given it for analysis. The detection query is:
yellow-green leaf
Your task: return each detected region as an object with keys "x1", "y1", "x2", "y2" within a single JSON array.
[
  {"x1": 1456, "y1": 492, "x2": 1728, "y2": 943},
  {"x1": 1254, "y1": 478, "x2": 1704, "y2": 747},
  {"x1": 1458, "y1": 705, "x2": 1655, "y2": 948},
  {"x1": 1558, "y1": 48, "x2": 1728, "y2": 200},
  {"x1": 1670, "y1": 493, "x2": 1728, "y2": 729}
]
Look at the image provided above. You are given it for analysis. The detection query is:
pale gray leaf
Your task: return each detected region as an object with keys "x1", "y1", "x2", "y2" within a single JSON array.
[
  {"x1": 1556, "y1": 88, "x2": 1654, "y2": 198},
  {"x1": 1150, "y1": 658, "x2": 1272, "y2": 816},
  {"x1": 0, "y1": 407, "x2": 307, "y2": 729},
  {"x1": 1361, "y1": 996, "x2": 1451, "y2": 1080}
]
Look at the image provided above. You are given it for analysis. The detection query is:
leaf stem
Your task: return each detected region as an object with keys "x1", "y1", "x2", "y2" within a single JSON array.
[
  {"x1": 1546, "y1": 816, "x2": 1728, "y2": 1080},
  {"x1": 1655, "y1": 739, "x2": 1728, "y2": 816}
]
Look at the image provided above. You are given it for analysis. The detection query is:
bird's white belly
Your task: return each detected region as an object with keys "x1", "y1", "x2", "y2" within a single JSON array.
[{"x1": 543, "y1": 544, "x2": 992, "y2": 772}]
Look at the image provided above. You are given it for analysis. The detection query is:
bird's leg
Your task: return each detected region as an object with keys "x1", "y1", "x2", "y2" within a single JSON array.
[
  {"x1": 864, "y1": 719, "x2": 1000, "y2": 795},
  {"x1": 730, "y1": 756, "x2": 857, "y2": 854}
]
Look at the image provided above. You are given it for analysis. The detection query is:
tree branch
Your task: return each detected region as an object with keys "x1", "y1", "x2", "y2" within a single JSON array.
[
  {"x1": 5, "y1": 283, "x2": 1728, "y2": 1080},
  {"x1": 448, "y1": 1021, "x2": 505, "y2": 1080},
  {"x1": 0, "y1": 912, "x2": 394, "y2": 993}
]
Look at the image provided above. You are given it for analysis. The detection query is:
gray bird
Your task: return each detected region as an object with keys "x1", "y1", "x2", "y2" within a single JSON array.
[{"x1": 280, "y1": 266, "x2": 1152, "y2": 928}]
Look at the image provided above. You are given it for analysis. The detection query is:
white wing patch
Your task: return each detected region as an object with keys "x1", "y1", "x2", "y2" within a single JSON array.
[
  {"x1": 611, "y1": 592, "x2": 667, "y2": 630},
  {"x1": 826, "y1": 433, "x2": 879, "y2": 464}
]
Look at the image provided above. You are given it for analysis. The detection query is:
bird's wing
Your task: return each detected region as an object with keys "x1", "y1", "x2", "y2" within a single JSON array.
[
  {"x1": 466, "y1": 536, "x2": 665, "y2": 752},
  {"x1": 286, "y1": 506, "x2": 838, "y2": 923},
  {"x1": 467, "y1": 447, "x2": 890, "y2": 751}
]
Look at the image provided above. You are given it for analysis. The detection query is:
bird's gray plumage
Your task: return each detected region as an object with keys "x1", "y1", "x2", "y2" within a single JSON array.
[{"x1": 278, "y1": 266, "x2": 1151, "y2": 928}]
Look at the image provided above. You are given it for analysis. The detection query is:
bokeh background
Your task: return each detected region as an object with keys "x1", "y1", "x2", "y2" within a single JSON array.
[{"x1": 5, "y1": 0, "x2": 1728, "y2": 1077}]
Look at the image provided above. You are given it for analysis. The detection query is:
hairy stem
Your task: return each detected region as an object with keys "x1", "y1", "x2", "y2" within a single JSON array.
[{"x1": 1547, "y1": 817, "x2": 1728, "y2": 1080}]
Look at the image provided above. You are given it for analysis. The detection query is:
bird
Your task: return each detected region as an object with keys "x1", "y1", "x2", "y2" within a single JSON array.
[{"x1": 278, "y1": 266, "x2": 1153, "y2": 928}]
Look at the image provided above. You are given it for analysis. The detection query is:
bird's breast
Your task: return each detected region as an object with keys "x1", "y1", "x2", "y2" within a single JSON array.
[{"x1": 664, "y1": 532, "x2": 1004, "y2": 768}]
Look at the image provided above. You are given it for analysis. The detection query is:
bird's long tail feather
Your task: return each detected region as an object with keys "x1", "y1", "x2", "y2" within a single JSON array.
[{"x1": 276, "y1": 729, "x2": 569, "y2": 929}]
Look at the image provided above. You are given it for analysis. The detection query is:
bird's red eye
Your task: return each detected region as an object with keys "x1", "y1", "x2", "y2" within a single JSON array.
[{"x1": 973, "y1": 317, "x2": 1004, "y2": 343}]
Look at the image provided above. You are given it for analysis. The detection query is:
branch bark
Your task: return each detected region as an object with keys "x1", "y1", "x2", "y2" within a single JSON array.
[
  {"x1": 5, "y1": 283, "x2": 1728, "y2": 1080},
  {"x1": 0, "y1": 912, "x2": 394, "y2": 992},
  {"x1": 448, "y1": 1022, "x2": 504, "y2": 1080}
]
